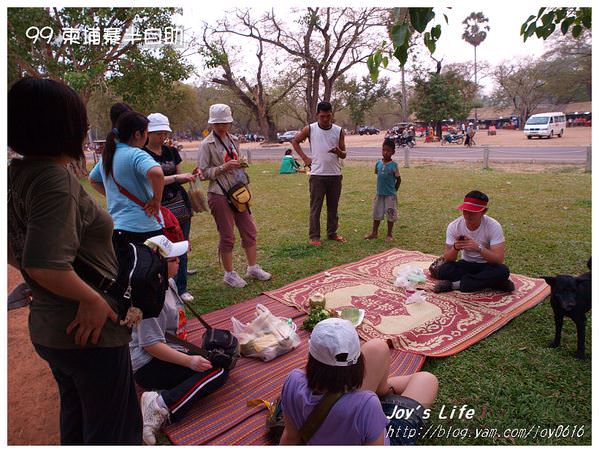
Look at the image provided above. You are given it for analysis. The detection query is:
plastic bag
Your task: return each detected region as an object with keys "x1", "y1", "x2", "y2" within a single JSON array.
[
  {"x1": 188, "y1": 179, "x2": 209, "y2": 213},
  {"x1": 405, "y1": 290, "x2": 427, "y2": 305},
  {"x1": 394, "y1": 266, "x2": 427, "y2": 289},
  {"x1": 231, "y1": 304, "x2": 301, "y2": 362}
]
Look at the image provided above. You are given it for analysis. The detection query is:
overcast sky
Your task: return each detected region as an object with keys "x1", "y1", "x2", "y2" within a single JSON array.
[{"x1": 177, "y1": 1, "x2": 562, "y2": 94}]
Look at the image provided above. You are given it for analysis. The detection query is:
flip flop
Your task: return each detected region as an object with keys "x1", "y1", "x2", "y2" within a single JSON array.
[
  {"x1": 328, "y1": 235, "x2": 347, "y2": 243},
  {"x1": 308, "y1": 239, "x2": 322, "y2": 246}
]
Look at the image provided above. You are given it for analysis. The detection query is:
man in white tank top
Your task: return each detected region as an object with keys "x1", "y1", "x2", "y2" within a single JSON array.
[
  {"x1": 291, "y1": 102, "x2": 347, "y2": 246},
  {"x1": 430, "y1": 190, "x2": 515, "y2": 294}
]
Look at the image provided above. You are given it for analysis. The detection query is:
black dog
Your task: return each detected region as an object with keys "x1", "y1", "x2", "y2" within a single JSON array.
[{"x1": 542, "y1": 258, "x2": 591, "y2": 359}]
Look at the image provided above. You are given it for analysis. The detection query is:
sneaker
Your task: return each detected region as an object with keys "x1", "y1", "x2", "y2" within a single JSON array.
[
  {"x1": 246, "y1": 264, "x2": 272, "y2": 281},
  {"x1": 495, "y1": 279, "x2": 516, "y2": 293},
  {"x1": 433, "y1": 280, "x2": 453, "y2": 293},
  {"x1": 187, "y1": 268, "x2": 198, "y2": 276},
  {"x1": 141, "y1": 391, "x2": 169, "y2": 446},
  {"x1": 180, "y1": 292, "x2": 194, "y2": 303},
  {"x1": 224, "y1": 271, "x2": 247, "y2": 288}
]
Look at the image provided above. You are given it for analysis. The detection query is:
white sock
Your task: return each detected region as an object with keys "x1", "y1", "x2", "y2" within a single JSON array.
[
  {"x1": 247, "y1": 264, "x2": 259, "y2": 271},
  {"x1": 225, "y1": 270, "x2": 235, "y2": 277},
  {"x1": 452, "y1": 281, "x2": 460, "y2": 290}
]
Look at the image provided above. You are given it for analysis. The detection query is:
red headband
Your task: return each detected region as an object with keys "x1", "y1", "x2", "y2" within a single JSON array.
[
  {"x1": 463, "y1": 197, "x2": 487, "y2": 207},
  {"x1": 457, "y1": 197, "x2": 488, "y2": 212}
]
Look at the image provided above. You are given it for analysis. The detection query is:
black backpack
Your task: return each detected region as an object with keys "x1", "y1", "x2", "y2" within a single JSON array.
[{"x1": 110, "y1": 243, "x2": 169, "y2": 319}]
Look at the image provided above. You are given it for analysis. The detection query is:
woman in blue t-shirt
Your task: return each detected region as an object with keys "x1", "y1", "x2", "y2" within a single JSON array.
[
  {"x1": 89, "y1": 111, "x2": 165, "y2": 260},
  {"x1": 280, "y1": 318, "x2": 438, "y2": 445}
]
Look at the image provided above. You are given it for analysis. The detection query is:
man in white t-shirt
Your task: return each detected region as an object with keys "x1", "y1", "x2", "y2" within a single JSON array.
[
  {"x1": 291, "y1": 101, "x2": 347, "y2": 246},
  {"x1": 431, "y1": 190, "x2": 515, "y2": 293}
]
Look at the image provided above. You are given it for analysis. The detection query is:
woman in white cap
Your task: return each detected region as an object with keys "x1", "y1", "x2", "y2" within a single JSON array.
[
  {"x1": 197, "y1": 103, "x2": 271, "y2": 288},
  {"x1": 280, "y1": 318, "x2": 438, "y2": 445},
  {"x1": 144, "y1": 112, "x2": 197, "y2": 303},
  {"x1": 130, "y1": 235, "x2": 228, "y2": 445}
]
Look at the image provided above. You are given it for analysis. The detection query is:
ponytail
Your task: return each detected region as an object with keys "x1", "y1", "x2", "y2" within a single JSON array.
[{"x1": 103, "y1": 111, "x2": 148, "y2": 176}]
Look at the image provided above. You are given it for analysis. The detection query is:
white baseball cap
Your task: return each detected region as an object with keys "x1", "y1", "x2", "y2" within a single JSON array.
[
  {"x1": 208, "y1": 103, "x2": 234, "y2": 124},
  {"x1": 147, "y1": 113, "x2": 172, "y2": 133},
  {"x1": 309, "y1": 318, "x2": 361, "y2": 367},
  {"x1": 144, "y1": 235, "x2": 188, "y2": 258}
]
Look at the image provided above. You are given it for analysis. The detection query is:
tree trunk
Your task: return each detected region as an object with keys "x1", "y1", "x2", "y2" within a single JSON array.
[
  {"x1": 400, "y1": 66, "x2": 408, "y2": 122},
  {"x1": 474, "y1": 45, "x2": 478, "y2": 125}
]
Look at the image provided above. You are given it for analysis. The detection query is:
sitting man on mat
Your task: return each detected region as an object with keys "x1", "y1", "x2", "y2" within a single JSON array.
[{"x1": 430, "y1": 190, "x2": 515, "y2": 294}]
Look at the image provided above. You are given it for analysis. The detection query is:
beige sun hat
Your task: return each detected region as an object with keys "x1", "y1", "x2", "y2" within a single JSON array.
[{"x1": 208, "y1": 104, "x2": 234, "y2": 124}]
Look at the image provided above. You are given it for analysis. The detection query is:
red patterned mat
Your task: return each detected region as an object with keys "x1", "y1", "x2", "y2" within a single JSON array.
[
  {"x1": 163, "y1": 295, "x2": 425, "y2": 445},
  {"x1": 265, "y1": 248, "x2": 550, "y2": 357}
]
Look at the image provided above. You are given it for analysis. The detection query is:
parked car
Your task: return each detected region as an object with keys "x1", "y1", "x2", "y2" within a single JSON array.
[
  {"x1": 278, "y1": 130, "x2": 299, "y2": 143},
  {"x1": 358, "y1": 126, "x2": 380, "y2": 135}
]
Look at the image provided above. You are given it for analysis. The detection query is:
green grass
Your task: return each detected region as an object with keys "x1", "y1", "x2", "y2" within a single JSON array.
[{"x1": 81, "y1": 161, "x2": 591, "y2": 445}]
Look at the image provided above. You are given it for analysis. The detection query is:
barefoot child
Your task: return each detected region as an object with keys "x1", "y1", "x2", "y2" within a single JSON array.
[{"x1": 364, "y1": 138, "x2": 401, "y2": 242}]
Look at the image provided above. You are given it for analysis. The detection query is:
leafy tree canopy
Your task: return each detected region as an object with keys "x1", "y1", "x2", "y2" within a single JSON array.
[
  {"x1": 521, "y1": 7, "x2": 591, "y2": 41},
  {"x1": 8, "y1": 7, "x2": 192, "y2": 104}
]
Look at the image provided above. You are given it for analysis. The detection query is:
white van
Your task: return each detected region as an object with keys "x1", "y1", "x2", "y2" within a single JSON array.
[{"x1": 523, "y1": 112, "x2": 567, "y2": 139}]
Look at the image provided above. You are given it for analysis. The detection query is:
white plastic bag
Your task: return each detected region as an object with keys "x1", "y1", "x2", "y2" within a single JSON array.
[
  {"x1": 394, "y1": 266, "x2": 427, "y2": 289},
  {"x1": 231, "y1": 304, "x2": 301, "y2": 362},
  {"x1": 405, "y1": 290, "x2": 427, "y2": 305}
]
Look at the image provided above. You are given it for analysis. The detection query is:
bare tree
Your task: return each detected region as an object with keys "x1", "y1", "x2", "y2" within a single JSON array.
[
  {"x1": 492, "y1": 61, "x2": 546, "y2": 128},
  {"x1": 212, "y1": 7, "x2": 387, "y2": 123},
  {"x1": 201, "y1": 26, "x2": 303, "y2": 141}
]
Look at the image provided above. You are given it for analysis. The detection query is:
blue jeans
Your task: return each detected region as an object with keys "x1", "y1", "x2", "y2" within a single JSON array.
[
  {"x1": 175, "y1": 218, "x2": 191, "y2": 294},
  {"x1": 381, "y1": 394, "x2": 426, "y2": 446}
]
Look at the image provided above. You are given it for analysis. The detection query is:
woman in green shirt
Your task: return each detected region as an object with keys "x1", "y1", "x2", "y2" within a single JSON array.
[
  {"x1": 7, "y1": 77, "x2": 141, "y2": 445},
  {"x1": 279, "y1": 149, "x2": 300, "y2": 174}
]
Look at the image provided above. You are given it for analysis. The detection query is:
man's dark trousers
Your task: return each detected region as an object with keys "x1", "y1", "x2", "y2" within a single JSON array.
[
  {"x1": 437, "y1": 260, "x2": 510, "y2": 292},
  {"x1": 309, "y1": 175, "x2": 342, "y2": 240}
]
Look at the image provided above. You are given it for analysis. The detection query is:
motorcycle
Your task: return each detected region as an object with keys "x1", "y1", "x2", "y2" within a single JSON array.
[
  {"x1": 441, "y1": 132, "x2": 464, "y2": 145},
  {"x1": 388, "y1": 134, "x2": 416, "y2": 148}
]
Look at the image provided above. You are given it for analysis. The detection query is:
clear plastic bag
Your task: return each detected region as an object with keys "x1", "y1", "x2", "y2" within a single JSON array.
[
  {"x1": 394, "y1": 266, "x2": 427, "y2": 289},
  {"x1": 405, "y1": 290, "x2": 427, "y2": 305},
  {"x1": 188, "y1": 179, "x2": 209, "y2": 213},
  {"x1": 231, "y1": 304, "x2": 300, "y2": 362}
]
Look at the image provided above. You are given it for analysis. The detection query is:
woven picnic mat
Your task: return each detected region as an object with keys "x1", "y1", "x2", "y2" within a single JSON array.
[
  {"x1": 163, "y1": 294, "x2": 425, "y2": 445},
  {"x1": 265, "y1": 248, "x2": 550, "y2": 357}
]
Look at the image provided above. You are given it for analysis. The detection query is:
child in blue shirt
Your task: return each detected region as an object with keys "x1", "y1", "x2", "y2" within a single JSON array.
[{"x1": 364, "y1": 138, "x2": 401, "y2": 242}]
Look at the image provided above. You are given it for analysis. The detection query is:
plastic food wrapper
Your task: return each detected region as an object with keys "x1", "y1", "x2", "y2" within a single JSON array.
[
  {"x1": 188, "y1": 179, "x2": 209, "y2": 213},
  {"x1": 405, "y1": 290, "x2": 427, "y2": 305},
  {"x1": 231, "y1": 304, "x2": 300, "y2": 362},
  {"x1": 394, "y1": 266, "x2": 427, "y2": 289}
]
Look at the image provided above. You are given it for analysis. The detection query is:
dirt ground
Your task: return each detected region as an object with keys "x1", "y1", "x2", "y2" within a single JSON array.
[
  {"x1": 7, "y1": 268, "x2": 60, "y2": 445},
  {"x1": 179, "y1": 127, "x2": 592, "y2": 151},
  {"x1": 5, "y1": 125, "x2": 592, "y2": 445}
]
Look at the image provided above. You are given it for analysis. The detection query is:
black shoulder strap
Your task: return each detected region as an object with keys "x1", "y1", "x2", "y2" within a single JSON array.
[
  {"x1": 163, "y1": 283, "x2": 213, "y2": 357},
  {"x1": 165, "y1": 331, "x2": 210, "y2": 358},
  {"x1": 214, "y1": 133, "x2": 236, "y2": 160},
  {"x1": 298, "y1": 392, "x2": 344, "y2": 444},
  {"x1": 170, "y1": 281, "x2": 212, "y2": 330}
]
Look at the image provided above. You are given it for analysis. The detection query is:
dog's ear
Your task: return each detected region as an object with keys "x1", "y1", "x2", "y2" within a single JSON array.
[{"x1": 541, "y1": 276, "x2": 556, "y2": 286}]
